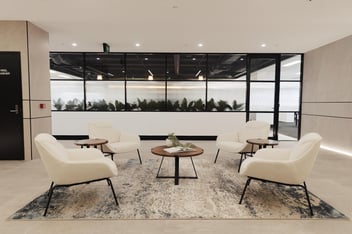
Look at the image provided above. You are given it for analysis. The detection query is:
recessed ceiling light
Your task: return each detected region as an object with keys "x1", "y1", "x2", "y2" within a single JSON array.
[
  {"x1": 96, "y1": 57, "x2": 100, "y2": 60},
  {"x1": 261, "y1": 43, "x2": 267, "y2": 48},
  {"x1": 192, "y1": 58, "x2": 196, "y2": 61},
  {"x1": 72, "y1": 42, "x2": 77, "y2": 47},
  {"x1": 198, "y1": 43, "x2": 203, "y2": 47},
  {"x1": 135, "y1": 43, "x2": 141, "y2": 47},
  {"x1": 144, "y1": 57, "x2": 149, "y2": 60}
]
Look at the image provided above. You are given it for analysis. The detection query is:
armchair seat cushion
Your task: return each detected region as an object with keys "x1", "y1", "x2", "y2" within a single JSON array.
[
  {"x1": 108, "y1": 142, "x2": 140, "y2": 154},
  {"x1": 216, "y1": 141, "x2": 246, "y2": 153}
]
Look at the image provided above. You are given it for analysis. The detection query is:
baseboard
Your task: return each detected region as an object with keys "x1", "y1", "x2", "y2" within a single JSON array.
[{"x1": 54, "y1": 135, "x2": 216, "y2": 141}]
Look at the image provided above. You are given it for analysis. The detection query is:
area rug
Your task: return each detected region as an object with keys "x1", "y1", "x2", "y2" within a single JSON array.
[{"x1": 10, "y1": 157, "x2": 347, "y2": 220}]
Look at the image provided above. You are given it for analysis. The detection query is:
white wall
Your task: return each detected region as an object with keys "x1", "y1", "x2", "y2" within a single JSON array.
[
  {"x1": 302, "y1": 34, "x2": 352, "y2": 154},
  {"x1": 52, "y1": 112, "x2": 246, "y2": 136},
  {"x1": 0, "y1": 21, "x2": 50, "y2": 160}
]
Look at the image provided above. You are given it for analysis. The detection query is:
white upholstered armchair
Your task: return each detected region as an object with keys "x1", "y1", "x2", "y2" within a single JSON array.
[
  {"x1": 239, "y1": 132, "x2": 322, "y2": 216},
  {"x1": 88, "y1": 122, "x2": 142, "y2": 164},
  {"x1": 214, "y1": 120, "x2": 270, "y2": 172},
  {"x1": 34, "y1": 133, "x2": 119, "y2": 216}
]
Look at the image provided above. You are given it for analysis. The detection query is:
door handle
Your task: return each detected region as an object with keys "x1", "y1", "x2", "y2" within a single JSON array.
[{"x1": 10, "y1": 105, "x2": 19, "y2": 114}]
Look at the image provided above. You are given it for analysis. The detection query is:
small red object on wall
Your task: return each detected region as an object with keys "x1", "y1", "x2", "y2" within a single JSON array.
[{"x1": 39, "y1": 103, "x2": 46, "y2": 109}]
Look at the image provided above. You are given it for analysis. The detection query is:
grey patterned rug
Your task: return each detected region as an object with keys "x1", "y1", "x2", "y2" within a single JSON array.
[{"x1": 10, "y1": 157, "x2": 346, "y2": 220}]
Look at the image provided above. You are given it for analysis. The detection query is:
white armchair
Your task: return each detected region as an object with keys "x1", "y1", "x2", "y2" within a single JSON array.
[
  {"x1": 238, "y1": 132, "x2": 322, "y2": 216},
  {"x1": 214, "y1": 120, "x2": 270, "y2": 172},
  {"x1": 34, "y1": 133, "x2": 118, "y2": 216},
  {"x1": 88, "y1": 122, "x2": 142, "y2": 164}
]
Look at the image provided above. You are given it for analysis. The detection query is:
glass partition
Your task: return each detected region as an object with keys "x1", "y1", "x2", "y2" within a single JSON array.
[
  {"x1": 86, "y1": 81, "x2": 125, "y2": 111},
  {"x1": 50, "y1": 52, "x2": 302, "y2": 140}
]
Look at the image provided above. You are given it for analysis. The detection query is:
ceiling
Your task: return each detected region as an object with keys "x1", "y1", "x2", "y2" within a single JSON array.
[{"x1": 1, "y1": 0, "x2": 352, "y2": 53}]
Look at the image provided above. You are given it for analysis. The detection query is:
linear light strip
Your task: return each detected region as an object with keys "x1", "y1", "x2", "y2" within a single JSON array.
[{"x1": 321, "y1": 145, "x2": 352, "y2": 157}]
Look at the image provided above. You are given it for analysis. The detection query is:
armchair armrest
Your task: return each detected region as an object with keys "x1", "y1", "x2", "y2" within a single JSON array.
[
  {"x1": 254, "y1": 148, "x2": 291, "y2": 160},
  {"x1": 120, "y1": 133, "x2": 141, "y2": 145},
  {"x1": 67, "y1": 148, "x2": 105, "y2": 161},
  {"x1": 216, "y1": 133, "x2": 239, "y2": 143}
]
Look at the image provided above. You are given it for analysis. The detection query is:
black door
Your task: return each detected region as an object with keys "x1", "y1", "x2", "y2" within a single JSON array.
[
  {"x1": 0, "y1": 52, "x2": 24, "y2": 160},
  {"x1": 247, "y1": 54, "x2": 280, "y2": 140}
]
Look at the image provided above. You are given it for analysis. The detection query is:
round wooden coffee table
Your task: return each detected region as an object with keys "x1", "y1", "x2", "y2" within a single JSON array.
[{"x1": 151, "y1": 145, "x2": 203, "y2": 185}]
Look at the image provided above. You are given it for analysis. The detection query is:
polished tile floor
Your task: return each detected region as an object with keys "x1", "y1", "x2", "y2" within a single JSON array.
[{"x1": 0, "y1": 140, "x2": 351, "y2": 234}]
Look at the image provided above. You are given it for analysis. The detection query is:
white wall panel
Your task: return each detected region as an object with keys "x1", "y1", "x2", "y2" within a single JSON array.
[{"x1": 52, "y1": 112, "x2": 246, "y2": 136}]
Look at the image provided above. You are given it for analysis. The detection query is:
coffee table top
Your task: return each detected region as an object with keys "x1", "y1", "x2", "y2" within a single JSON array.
[
  {"x1": 75, "y1": 138, "x2": 108, "y2": 147},
  {"x1": 246, "y1": 138, "x2": 278, "y2": 146},
  {"x1": 151, "y1": 145, "x2": 203, "y2": 158}
]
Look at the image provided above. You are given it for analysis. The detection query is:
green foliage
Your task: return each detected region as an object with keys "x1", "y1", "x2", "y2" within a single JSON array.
[
  {"x1": 167, "y1": 133, "x2": 195, "y2": 149},
  {"x1": 53, "y1": 97, "x2": 243, "y2": 112},
  {"x1": 65, "y1": 98, "x2": 83, "y2": 111},
  {"x1": 87, "y1": 99, "x2": 109, "y2": 111},
  {"x1": 53, "y1": 98, "x2": 64, "y2": 110}
]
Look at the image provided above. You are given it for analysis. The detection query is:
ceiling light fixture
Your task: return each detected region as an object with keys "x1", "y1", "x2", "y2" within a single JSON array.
[
  {"x1": 197, "y1": 43, "x2": 203, "y2": 47},
  {"x1": 72, "y1": 42, "x2": 77, "y2": 47},
  {"x1": 96, "y1": 57, "x2": 100, "y2": 60},
  {"x1": 97, "y1": 74, "x2": 103, "y2": 80},
  {"x1": 283, "y1": 60, "x2": 301, "y2": 67},
  {"x1": 195, "y1": 70, "x2": 201, "y2": 77},
  {"x1": 148, "y1": 75, "x2": 153, "y2": 80},
  {"x1": 261, "y1": 43, "x2": 267, "y2": 48},
  {"x1": 135, "y1": 43, "x2": 141, "y2": 47},
  {"x1": 198, "y1": 75, "x2": 204, "y2": 80}
]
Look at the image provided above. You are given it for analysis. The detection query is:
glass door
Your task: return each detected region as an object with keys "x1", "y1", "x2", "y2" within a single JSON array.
[{"x1": 247, "y1": 55, "x2": 280, "y2": 139}]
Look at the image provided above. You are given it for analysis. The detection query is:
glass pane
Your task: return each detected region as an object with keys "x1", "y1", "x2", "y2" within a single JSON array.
[
  {"x1": 207, "y1": 54, "x2": 246, "y2": 80},
  {"x1": 166, "y1": 54, "x2": 206, "y2": 80},
  {"x1": 86, "y1": 81, "x2": 125, "y2": 111},
  {"x1": 281, "y1": 54, "x2": 301, "y2": 81},
  {"x1": 51, "y1": 81, "x2": 84, "y2": 110},
  {"x1": 278, "y1": 112, "x2": 299, "y2": 140},
  {"x1": 248, "y1": 112, "x2": 274, "y2": 138},
  {"x1": 207, "y1": 81, "x2": 246, "y2": 111},
  {"x1": 85, "y1": 53, "x2": 125, "y2": 81},
  {"x1": 126, "y1": 81, "x2": 165, "y2": 111},
  {"x1": 250, "y1": 58, "x2": 276, "y2": 81},
  {"x1": 167, "y1": 81, "x2": 205, "y2": 111},
  {"x1": 50, "y1": 53, "x2": 84, "y2": 80},
  {"x1": 126, "y1": 53, "x2": 165, "y2": 81},
  {"x1": 280, "y1": 82, "x2": 300, "y2": 111},
  {"x1": 250, "y1": 83, "x2": 275, "y2": 111}
]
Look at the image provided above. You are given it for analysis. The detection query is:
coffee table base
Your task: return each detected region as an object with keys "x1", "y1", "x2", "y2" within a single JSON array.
[{"x1": 156, "y1": 156, "x2": 198, "y2": 185}]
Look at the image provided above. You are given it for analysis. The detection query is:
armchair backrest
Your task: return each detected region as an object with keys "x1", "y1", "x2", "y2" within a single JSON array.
[
  {"x1": 34, "y1": 133, "x2": 69, "y2": 181},
  {"x1": 289, "y1": 132, "x2": 322, "y2": 183},
  {"x1": 88, "y1": 122, "x2": 121, "y2": 143},
  {"x1": 238, "y1": 120, "x2": 270, "y2": 143}
]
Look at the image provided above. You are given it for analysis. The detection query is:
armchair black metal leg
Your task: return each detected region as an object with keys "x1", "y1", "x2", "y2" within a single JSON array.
[
  {"x1": 238, "y1": 153, "x2": 245, "y2": 173},
  {"x1": 137, "y1": 149, "x2": 142, "y2": 164},
  {"x1": 44, "y1": 183, "x2": 56, "y2": 216},
  {"x1": 107, "y1": 178, "x2": 119, "y2": 206},
  {"x1": 47, "y1": 182, "x2": 54, "y2": 197},
  {"x1": 303, "y1": 182, "x2": 313, "y2": 216},
  {"x1": 214, "y1": 149, "x2": 220, "y2": 163},
  {"x1": 239, "y1": 178, "x2": 251, "y2": 204}
]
